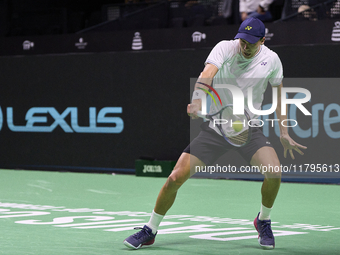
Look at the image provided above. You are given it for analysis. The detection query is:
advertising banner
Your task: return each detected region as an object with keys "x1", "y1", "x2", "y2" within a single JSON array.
[
  {"x1": 0, "y1": 36, "x2": 339, "y2": 180},
  {"x1": 0, "y1": 52, "x2": 193, "y2": 171}
]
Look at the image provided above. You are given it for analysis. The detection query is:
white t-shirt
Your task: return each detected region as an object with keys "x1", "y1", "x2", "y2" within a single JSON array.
[{"x1": 205, "y1": 39, "x2": 283, "y2": 133}]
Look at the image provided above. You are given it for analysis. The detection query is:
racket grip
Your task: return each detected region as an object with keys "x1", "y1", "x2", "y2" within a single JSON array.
[{"x1": 196, "y1": 111, "x2": 207, "y2": 120}]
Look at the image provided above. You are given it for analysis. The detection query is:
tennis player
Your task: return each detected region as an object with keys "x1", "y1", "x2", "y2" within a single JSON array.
[{"x1": 124, "y1": 17, "x2": 306, "y2": 250}]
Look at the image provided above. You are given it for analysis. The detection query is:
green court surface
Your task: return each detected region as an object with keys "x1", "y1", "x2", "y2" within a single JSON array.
[{"x1": 0, "y1": 169, "x2": 339, "y2": 255}]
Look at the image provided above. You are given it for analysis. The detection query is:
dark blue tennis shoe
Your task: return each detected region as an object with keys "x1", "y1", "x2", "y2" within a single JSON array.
[
  {"x1": 254, "y1": 213, "x2": 275, "y2": 249},
  {"x1": 123, "y1": 225, "x2": 157, "y2": 249}
]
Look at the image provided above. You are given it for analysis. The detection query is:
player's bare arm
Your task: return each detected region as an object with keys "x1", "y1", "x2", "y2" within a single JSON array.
[
  {"x1": 276, "y1": 83, "x2": 307, "y2": 159},
  {"x1": 187, "y1": 63, "x2": 219, "y2": 119}
]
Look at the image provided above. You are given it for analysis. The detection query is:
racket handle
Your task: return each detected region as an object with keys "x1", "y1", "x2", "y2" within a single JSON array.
[{"x1": 196, "y1": 111, "x2": 208, "y2": 120}]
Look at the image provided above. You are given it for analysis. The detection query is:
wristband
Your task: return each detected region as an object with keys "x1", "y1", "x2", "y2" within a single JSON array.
[{"x1": 192, "y1": 89, "x2": 205, "y2": 101}]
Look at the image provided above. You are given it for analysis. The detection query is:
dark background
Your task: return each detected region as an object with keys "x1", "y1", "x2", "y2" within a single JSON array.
[{"x1": 0, "y1": 43, "x2": 340, "y2": 171}]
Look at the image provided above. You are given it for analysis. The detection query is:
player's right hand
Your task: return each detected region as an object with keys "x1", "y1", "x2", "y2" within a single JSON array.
[{"x1": 187, "y1": 103, "x2": 200, "y2": 119}]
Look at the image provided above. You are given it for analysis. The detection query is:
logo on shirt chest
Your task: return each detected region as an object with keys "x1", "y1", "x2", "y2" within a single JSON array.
[{"x1": 261, "y1": 62, "x2": 267, "y2": 66}]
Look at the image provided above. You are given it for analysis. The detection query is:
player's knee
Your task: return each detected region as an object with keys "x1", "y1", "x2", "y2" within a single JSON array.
[
  {"x1": 264, "y1": 166, "x2": 282, "y2": 179},
  {"x1": 167, "y1": 173, "x2": 186, "y2": 187},
  {"x1": 166, "y1": 170, "x2": 187, "y2": 189}
]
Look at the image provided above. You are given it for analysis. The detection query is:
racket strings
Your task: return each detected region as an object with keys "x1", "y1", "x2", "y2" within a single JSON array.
[{"x1": 208, "y1": 105, "x2": 252, "y2": 147}]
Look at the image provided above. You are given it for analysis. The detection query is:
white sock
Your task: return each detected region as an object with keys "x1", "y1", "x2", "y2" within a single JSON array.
[
  {"x1": 146, "y1": 210, "x2": 164, "y2": 234},
  {"x1": 259, "y1": 204, "x2": 272, "y2": 220}
]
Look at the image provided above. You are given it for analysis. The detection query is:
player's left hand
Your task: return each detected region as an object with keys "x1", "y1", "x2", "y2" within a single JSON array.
[{"x1": 280, "y1": 134, "x2": 307, "y2": 159}]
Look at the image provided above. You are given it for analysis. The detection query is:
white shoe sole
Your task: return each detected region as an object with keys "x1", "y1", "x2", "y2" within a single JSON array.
[
  {"x1": 123, "y1": 240, "x2": 141, "y2": 250},
  {"x1": 258, "y1": 238, "x2": 274, "y2": 249}
]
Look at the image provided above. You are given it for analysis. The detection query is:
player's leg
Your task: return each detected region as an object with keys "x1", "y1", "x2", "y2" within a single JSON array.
[
  {"x1": 154, "y1": 152, "x2": 204, "y2": 215},
  {"x1": 123, "y1": 125, "x2": 229, "y2": 249},
  {"x1": 123, "y1": 152, "x2": 205, "y2": 249},
  {"x1": 250, "y1": 146, "x2": 281, "y2": 209},
  {"x1": 250, "y1": 146, "x2": 281, "y2": 250}
]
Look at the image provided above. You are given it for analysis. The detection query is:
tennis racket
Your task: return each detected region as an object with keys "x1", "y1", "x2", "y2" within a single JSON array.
[{"x1": 197, "y1": 104, "x2": 252, "y2": 147}]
